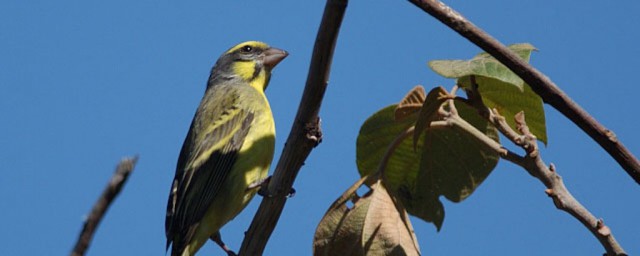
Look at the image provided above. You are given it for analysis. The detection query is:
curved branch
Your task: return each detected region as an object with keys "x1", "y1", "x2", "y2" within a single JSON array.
[
  {"x1": 440, "y1": 107, "x2": 626, "y2": 255},
  {"x1": 463, "y1": 81, "x2": 625, "y2": 254},
  {"x1": 407, "y1": 0, "x2": 640, "y2": 184},
  {"x1": 503, "y1": 112, "x2": 626, "y2": 255},
  {"x1": 238, "y1": 0, "x2": 348, "y2": 254},
  {"x1": 71, "y1": 156, "x2": 139, "y2": 256}
]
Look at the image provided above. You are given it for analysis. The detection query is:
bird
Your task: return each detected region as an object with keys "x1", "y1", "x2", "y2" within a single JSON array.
[{"x1": 165, "y1": 41, "x2": 288, "y2": 256}]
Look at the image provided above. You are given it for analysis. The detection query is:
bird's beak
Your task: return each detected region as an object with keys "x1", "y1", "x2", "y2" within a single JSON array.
[{"x1": 263, "y1": 47, "x2": 288, "y2": 70}]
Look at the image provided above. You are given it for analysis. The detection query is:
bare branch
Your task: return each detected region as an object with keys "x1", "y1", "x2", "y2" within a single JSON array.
[
  {"x1": 238, "y1": 0, "x2": 348, "y2": 254},
  {"x1": 439, "y1": 104, "x2": 626, "y2": 255},
  {"x1": 71, "y1": 156, "x2": 139, "y2": 256},
  {"x1": 407, "y1": 0, "x2": 640, "y2": 184},
  {"x1": 458, "y1": 81, "x2": 627, "y2": 254},
  {"x1": 502, "y1": 112, "x2": 626, "y2": 256}
]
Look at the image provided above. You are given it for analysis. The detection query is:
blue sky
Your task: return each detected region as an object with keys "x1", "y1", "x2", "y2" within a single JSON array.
[{"x1": 1, "y1": 1, "x2": 638, "y2": 255}]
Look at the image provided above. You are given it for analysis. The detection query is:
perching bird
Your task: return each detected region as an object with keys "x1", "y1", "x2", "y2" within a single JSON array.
[{"x1": 165, "y1": 41, "x2": 288, "y2": 256}]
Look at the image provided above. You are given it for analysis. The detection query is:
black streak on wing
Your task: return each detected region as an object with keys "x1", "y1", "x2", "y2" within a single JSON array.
[{"x1": 166, "y1": 108, "x2": 255, "y2": 255}]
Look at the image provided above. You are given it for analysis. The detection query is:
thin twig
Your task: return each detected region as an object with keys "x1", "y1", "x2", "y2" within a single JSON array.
[
  {"x1": 71, "y1": 156, "x2": 139, "y2": 256},
  {"x1": 407, "y1": 0, "x2": 640, "y2": 184},
  {"x1": 446, "y1": 85, "x2": 459, "y2": 116},
  {"x1": 238, "y1": 0, "x2": 348, "y2": 255},
  {"x1": 436, "y1": 103, "x2": 626, "y2": 254},
  {"x1": 505, "y1": 112, "x2": 626, "y2": 255},
  {"x1": 463, "y1": 82, "x2": 626, "y2": 254}
]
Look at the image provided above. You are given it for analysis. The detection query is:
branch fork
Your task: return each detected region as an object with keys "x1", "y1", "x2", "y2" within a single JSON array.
[
  {"x1": 493, "y1": 112, "x2": 624, "y2": 254},
  {"x1": 427, "y1": 81, "x2": 627, "y2": 255}
]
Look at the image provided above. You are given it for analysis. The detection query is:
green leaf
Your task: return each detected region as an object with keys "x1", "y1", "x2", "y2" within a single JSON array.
[
  {"x1": 357, "y1": 105, "x2": 435, "y2": 226},
  {"x1": 427, "y1": 43, "x2": 546, "y2": 144},
  {"x1": 428, "y1": 43, "x2": 536, "y2": 90},
  {"x1": 356, "y1": 98, "x2": 499, "y2": 230},
  {"x1": 357, "y1": 105, "x2": 420, "y2": 185},
  {"x1": 459, "y1": 76, "x2": 547, "y2": 144},
  {"x1": 313, "y1": 177, "x2": 421, "y2": 256},
  {"x1": 417, "y1": 99, "x2": 499, "y2": 205},
  {"x1": 413, "y1": 86, "x2": 448, "y2": 150}
]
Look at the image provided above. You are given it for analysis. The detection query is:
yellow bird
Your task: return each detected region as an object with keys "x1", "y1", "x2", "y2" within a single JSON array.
[{"x1": 165, "y1": 41, "x2": 288, "y2": 256}]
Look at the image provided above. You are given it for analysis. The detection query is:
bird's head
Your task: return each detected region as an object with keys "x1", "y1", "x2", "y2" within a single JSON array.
[{"x1": 211, "y1": 41, "x2": 288, "y2": 91}]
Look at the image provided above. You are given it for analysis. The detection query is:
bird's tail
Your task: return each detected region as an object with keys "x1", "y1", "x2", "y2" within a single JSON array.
[
  {"x1": 167, "y1": 239, "x2": 189, "y2": 256},
  {"x1": 170, "y1": 246, "x2": 184, "y2": 256}
]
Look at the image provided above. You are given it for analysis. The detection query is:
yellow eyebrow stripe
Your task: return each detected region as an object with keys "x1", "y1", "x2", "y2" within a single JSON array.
[{"x1": 225, "y1": 41, "x2": 269, "y2": 54}]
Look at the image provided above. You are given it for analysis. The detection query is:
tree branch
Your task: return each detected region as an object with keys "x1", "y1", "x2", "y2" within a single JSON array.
[
  {"x1": 71, "y1": 156, "x2": 139, "y2": 256},
  {"x1": 238, "y1": 0, "x2": 348, "y2": 254},
  {"x1": 503, "y1": 112, "x2": 626, "y2": 256},
  {"x1": 436, "y1": 105, "x2": 626, "y2": 255},
  {"x1": 407, "y1": 0, "x2": 640, "y2": 184},
  {"x1": 463, "y1": 82, "x2": 626, "y2": 254}
]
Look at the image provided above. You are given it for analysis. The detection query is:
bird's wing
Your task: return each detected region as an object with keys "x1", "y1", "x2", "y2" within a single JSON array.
[{"x1": 165, "y1": 94, "x2": 254, "y2": 250}]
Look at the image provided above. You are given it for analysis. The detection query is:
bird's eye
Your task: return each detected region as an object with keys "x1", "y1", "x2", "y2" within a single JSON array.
[{"x1": 241, "y1": 45, "x2": 253, "y2": 53}]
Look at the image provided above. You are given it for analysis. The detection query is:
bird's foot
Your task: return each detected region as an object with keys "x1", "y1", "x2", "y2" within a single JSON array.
[
  {"x1": 210, "y1": 232, "x2": 237, "y2": 256},
  {"x1": 249, "y1": 176, "x2": 296, "y2": 198}
]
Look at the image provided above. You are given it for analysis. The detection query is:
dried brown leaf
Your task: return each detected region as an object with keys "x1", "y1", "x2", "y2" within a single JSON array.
[
  {"x1": 395, "y1": 85, "x2": 426, "y2": 121},
  {"x1": 313, "y1": 177, "x2": 421, "y2": 256}
]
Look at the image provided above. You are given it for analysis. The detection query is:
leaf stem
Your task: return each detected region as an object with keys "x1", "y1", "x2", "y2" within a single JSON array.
[{"x1": 376, "y1": 126, "x2": 415, "y2": 181}]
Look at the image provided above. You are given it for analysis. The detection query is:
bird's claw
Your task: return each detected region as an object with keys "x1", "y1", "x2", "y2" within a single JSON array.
[
  {"x1": 251, "y1": 176, "x2": 296, "y2": 198},
  {"x1": 210, "y1": 232, "x2": 237, "y2": 256}
]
